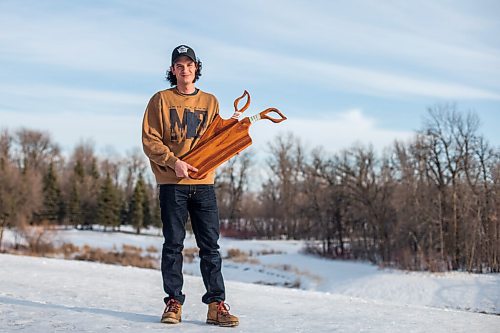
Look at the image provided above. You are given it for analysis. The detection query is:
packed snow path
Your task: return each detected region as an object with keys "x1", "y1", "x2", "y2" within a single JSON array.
[{"x1": 0, "y1": 254, "x2": 498, "y2": 333}]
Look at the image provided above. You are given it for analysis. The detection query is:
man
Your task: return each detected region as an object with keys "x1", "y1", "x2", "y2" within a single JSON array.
[{"x1": 142, "y1": 44, "x2": 239, "y2": 327}]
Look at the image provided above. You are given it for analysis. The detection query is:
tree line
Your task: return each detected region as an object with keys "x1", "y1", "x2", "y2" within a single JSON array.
[
  {"x1": 1, "y1": 105, "x2": 498, "y2": 272},
  {"x1": 0, "y1": 132, "x2": 160, "y2": 243},
  {"x1": 216, "y1": 105, "x2": 499, "y2": 273}
]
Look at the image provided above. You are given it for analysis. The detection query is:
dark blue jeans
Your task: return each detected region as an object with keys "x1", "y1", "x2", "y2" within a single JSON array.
[{"x1": 159, "y1": 184, "x2": 225, "y2": 305}]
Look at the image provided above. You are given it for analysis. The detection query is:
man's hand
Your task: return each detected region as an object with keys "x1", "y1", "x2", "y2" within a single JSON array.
[{"x1": 174, "y1": 160, "x2": 198, "y2": 178}]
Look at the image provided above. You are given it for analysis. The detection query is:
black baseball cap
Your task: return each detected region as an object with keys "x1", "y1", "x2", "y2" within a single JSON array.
[{"x1": 171, "y1": 45, "x2": 197, "y2": 64}]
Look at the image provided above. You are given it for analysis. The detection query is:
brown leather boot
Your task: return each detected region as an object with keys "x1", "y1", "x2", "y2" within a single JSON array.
[
  {"x1": 161, "y1": 298, "x2": 182, "y2": 324},
  {"x1": 206, "y1": 301, "x2": 239, "y2": 327}
]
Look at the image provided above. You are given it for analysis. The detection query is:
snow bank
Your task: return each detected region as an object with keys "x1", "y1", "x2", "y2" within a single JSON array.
[
  {"x1": 1, "y1": 254, "x2": 498, "y2": 333},
  {"x1": 2, "y1": 228, "x2": 499, "y2": 315}
]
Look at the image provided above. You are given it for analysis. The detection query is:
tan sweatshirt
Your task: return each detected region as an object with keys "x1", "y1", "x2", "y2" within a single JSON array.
[{"x1": 142, "y1": 88, "x2": 219, "y2": 184}]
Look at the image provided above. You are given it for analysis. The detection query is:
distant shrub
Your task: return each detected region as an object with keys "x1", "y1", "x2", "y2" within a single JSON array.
[
  {"x1": 75, "y1": 246, "x2": 156, "y2": 269},
  {"x1": 59, "y1": 242, "x2": 80, "y2": 258},
  {"x1": 16, "y1": 223, "x2": 56, "y2": 256},
  {"x1": 183, "y1": 247, "x2": 198, "y2": 263},
  {"x1": 146, "y1": 245, "x2": 159, "y2": 253},
  {"x1": 122, "y1": 244, "x2": 143, "y2": 254},
  {"x1": 225, "y1": 248, "x2": 259, "y2": 264},
  {"x1": 257, "y1": 249, "x2": 285, "y2": 256}
]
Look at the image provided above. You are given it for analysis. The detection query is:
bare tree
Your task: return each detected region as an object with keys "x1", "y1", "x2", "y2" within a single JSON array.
[
  {"x1": 216, "y1": 150, "x2": 253, "y2": 233},
  {"x1": 124, "y1": 148, "x2": 148, "y2": 199},
  {"x1": 13, "y1": 128, "x2": 60, "y2": 172},
  {"x1": 262, "y1": 133, "x2": 307, "y2": 239}
]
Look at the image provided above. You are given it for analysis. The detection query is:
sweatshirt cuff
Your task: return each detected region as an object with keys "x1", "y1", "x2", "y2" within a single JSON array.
[{"x1": 166, "y1": 155, "x2": 179, "y2": 170}]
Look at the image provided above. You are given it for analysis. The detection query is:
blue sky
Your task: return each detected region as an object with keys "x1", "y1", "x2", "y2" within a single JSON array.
[{"x1": 1, "y1": 0, "x2": 499, "y2": 159}]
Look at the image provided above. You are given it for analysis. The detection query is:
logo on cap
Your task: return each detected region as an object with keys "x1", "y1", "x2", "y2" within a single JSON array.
[{"x1": 177, "y1": 46, "x2": 189, "y2": 53}]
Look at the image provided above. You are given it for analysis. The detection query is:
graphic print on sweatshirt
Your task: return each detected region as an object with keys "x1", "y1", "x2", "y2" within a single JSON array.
[{"x1": 169, "y1": 107, "x2": 209, "y2": 142}]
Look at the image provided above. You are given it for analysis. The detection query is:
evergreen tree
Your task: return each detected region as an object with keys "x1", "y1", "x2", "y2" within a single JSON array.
[
  {"x1": 89, "y1": 158, "x2": 100, "y2": 180},
  {"x1": 74, "y1": 160, "x2": 84, "y2": 179},
  {"x1": 151, "y1": 189, "x2": 162, "y2": 230},
  {"x1": 142, "y1": 182, "x2": 153, "y2": 229},
  {"x1": 67, "y1": 160, "x2": 85, "y2": 228},
  {"x1": 96, "y1": 173, "x2": 120, "y2": 231},
  {"x1": 119, "y1": 199, "x2": 129, "y2": 227},
  {"x1": 67, "y1": 178, "x2": 82, "y2": 228},
  {"x1": 129, "y1": 174, "x2": 145, "y2": 234},
  {"x1": 40, "y1": 162, "x2": 65, "y2": 224},
  {"x1": 81, "y1": 158, "x2": 100, "y2": 229}
]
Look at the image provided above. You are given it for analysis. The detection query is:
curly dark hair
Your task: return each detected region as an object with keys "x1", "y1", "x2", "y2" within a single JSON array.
[{"x1": 166, "y1": 60, "x2": 203, "y2": 86}]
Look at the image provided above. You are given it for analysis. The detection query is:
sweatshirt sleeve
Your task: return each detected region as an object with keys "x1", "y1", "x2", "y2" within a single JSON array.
[
  {"x1": 142, "y1": 93, "x2": 179, "y2": 170},
  {"x1": 210, "y1": 97, "x2": 220, "y2": 123}
]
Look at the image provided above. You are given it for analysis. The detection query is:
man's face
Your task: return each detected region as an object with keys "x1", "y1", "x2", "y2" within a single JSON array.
[{"x1": 171, "y1": 56, "x2": 197, "y2": 86}]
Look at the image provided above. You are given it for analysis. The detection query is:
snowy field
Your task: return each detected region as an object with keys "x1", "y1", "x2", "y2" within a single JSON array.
[
  {"x1": 1, "y1": 227, "x2": 499, "y2": 332},
  {"x1": 2, "y1": 227, "x2": 499, "y2": 315},
  {"x1": 1, "y1": 254, "x2": 499, "y2": 333}
]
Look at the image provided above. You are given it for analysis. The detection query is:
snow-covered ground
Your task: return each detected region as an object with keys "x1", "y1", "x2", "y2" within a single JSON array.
[
  {"x1": 1, "y1": 254, "x2": 499, "y2": 333},
  {"x1": 2, "y1": 227, "x2": 500, "y2": 319}
]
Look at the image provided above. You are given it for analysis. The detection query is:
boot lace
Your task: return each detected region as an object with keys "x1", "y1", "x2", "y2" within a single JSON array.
[
  {"x1": 165, "y1": 299, "x2": 181, "y2": 314},
  {"x1": 217, "y1": 301, "x2": 232, "y2": 316}
]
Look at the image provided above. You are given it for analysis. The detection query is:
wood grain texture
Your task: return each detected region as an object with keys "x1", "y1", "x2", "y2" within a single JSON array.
[
  {"x1": 181, "y1": 90, "x2": 286, "y2": 180},
  {"x1": 183, "y1": 117, "x2": 253, "y2": 179}
]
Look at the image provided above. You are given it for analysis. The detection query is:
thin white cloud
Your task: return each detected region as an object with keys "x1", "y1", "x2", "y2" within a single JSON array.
[
  {"x1": 0, "y1": 83, "x2": 149, "y2": 120},
  {"x1": 0, "y1": 5, "x2": 173, "y2": 74},
  {"x1": 0, "y1": 109, "x2": 142, "y2": 155},
  {"x1": 1, "y1": 0, "x2": 499, "y2": 101},
  {"x1": 220, "y1": 0, "x2": 500, "y2": 81},
  {"x1": 0, "y1": 83, "x2": 147, "y2": 107},
  {"x1": 206, "y1": 44, "x2": 500, "y2": 100},
  {"x1": 248, "y1": 109, "x2": 413, "y2": 154}
]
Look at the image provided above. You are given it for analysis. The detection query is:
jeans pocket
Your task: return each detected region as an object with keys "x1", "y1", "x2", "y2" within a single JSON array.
[{"x1": 198, "y1": 185, "x2": 217, "y2": 200}]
